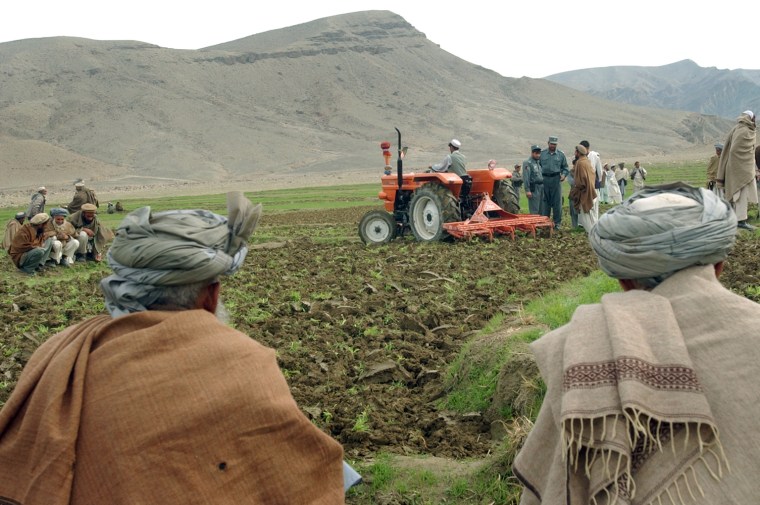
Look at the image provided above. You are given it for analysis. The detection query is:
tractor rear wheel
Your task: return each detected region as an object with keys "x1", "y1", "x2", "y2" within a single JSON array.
[
  {"x1": 409, "y1": 183, "x2": 461, "y2": 242},
  {"x1": 494, "y1": 180, "x2": 520, "y2": 214},
  {"x1": 359, "y1": 210, "x2": 397, "y2": 245}
]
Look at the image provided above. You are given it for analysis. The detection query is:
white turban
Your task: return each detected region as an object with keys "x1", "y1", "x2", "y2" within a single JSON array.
[
  {"x1": 101, "y1": 192, "x2": 262, "y2": 316},
  {"x1": 589, "y1": 183, "x2": 737, "y2": 283}
]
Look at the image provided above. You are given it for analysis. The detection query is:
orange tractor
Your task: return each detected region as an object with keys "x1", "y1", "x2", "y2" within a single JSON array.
[{"x1": 359, "y1": 128, "x2": 554, "y2": 244}]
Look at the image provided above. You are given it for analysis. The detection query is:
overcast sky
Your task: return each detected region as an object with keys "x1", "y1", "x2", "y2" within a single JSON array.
[{"x1": 1, "y1": 0, "x2": 756, "y2": 78}]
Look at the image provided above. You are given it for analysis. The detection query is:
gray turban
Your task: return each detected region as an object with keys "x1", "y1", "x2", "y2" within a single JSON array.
[
  {"x1": 50, "y1": 208, "x2": 69, "y2": 217},
  {"x1": 101, "y1": 192, "x2": 262, "y2": 316},
  {"x1": 589, "y1": 182, "x2": 737, "y2": 283}
]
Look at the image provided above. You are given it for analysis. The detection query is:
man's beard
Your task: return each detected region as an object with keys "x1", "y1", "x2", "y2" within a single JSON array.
[{"x1": 215, "y1": 300, "x2": 230, "y2": 325}]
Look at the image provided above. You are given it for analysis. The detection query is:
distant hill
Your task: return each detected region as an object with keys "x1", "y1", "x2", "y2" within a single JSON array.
[
  {"x1": 546, "y1": 59, "x2": 760, "y2": 119},
  {"x1": 0, "y1": 12, "x2": 732, "y2": 204}
]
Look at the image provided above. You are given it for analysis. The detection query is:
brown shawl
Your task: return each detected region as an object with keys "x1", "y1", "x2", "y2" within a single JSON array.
[
  {"x1": 716, "y1": 113, "x2": 756, "y2": 198},
  {"x1": 0, "y1": 310, "x2": 345, "y2": 504},
  {"x1": 570, "y1": 156, "x2": 597, "y2": 213},
  {"x1": 7, "y1": 223, "x2": 46, "y2": 267},
  {"x1": 514, "y1": 265, "x2": 760, "y2": 504},
  {"x1": 66, "y1": 210, "x2": 113, "y2": 254}
]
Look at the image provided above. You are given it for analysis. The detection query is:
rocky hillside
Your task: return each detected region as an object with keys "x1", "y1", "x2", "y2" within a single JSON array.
[
  {"x1": 0, "y1": 11, "x2": 732, "y2": 202},
  {"x1": 546, "y1": 59, "x2": 760, "y2": 119}
]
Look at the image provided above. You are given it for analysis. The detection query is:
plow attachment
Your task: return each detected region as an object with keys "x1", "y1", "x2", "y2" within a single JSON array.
[{"x1": 443, "y1": 194, "x2": 554, "y2": 240}]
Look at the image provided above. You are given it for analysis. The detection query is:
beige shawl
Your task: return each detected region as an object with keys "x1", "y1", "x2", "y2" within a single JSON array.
[
  {"x1": 0, "y1": 310, "x2": 345, "y2": 504},
  {"x1": 66, "y1": 210, "x2": 113, "y2": 254},
  {"x1": 513, "y1": 265, "x2": 760, "y2": 504},
  {"x1": 716, "y1": 113, "x2": 756, "y2": 198},
  {"x1": 2, "y1": 219, "x2": 22, "y2": 251}
]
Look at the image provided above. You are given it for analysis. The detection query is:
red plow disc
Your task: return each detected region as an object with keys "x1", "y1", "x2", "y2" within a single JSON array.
[{"x1": 443, "y1": 194, "x2": 554, "y2": 240}]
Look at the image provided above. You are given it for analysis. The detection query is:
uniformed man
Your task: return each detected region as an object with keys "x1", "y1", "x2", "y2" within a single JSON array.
[
  {"x1": 511, "y1": 164, "x2": 524, "y2": 202},
  {"x1": 522, "y1": 145, "x2": 544, "y2": 214},
  {"x1": 539, "y1": 136, "x2": 569, "y2": 229}
]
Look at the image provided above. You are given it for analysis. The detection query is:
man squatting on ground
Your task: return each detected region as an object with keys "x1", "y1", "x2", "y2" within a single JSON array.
[
  {"x1": 0, "y1": 192, "x2": 359, "y2": 504},
  {"x1": 513, "y1": 183, "x2": 760, "y2": 503},
  {"x1": 7, "y1": 213, "x2": 54, "y2": 275},
  {"x1": 68, "y1": 202, "x2": 112, "y2": 261},
  {"x1": 46, "y1": 208, "x2": 80, "y2": 267}
]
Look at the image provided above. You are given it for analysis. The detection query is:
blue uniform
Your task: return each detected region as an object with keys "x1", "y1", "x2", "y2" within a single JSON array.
[{"x1": 539, "y1": 148, "x2": 569, "y2": 228}]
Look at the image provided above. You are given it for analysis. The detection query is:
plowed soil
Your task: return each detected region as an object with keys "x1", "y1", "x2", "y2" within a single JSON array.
[{"x1": 1, "y1": 206, "x2": 758, "y2": 463}]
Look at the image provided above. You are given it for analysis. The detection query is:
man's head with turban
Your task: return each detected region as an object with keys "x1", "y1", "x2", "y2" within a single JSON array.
[
  {"x1": 589, "y1": 182, "x2": 737, "y2": 289},
  {"x1": 101, "y1": 192, "x2": 262, "y2": 317}
]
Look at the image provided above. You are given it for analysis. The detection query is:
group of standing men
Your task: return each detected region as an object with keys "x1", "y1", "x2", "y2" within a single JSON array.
[
  {"x1": 521, "y1": 136, "x2": 614, "y2": 231},
  {"x1": 2, "y1": 181, "x2": 112, "y2": 274}
]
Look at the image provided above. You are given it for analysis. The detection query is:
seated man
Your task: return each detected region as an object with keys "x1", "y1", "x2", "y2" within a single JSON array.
[
  {"x1": 0, "y1": 192, "x2": 352, "y2": 503},
  {"x1": 2, "y1": 212, "x2": 26, "y2": 252},
  {"x1": 513, "y1": 183, "x2": 760, "y2": 503},
  {"x1": 46, "y1": 208, "x2": 80, "y2": 267},
  {"x1": 68, "y1": 202, "x2": 112, "y2": 262},
  {"x1": 8, "y1": 213, "x2": 54, "y2": 275},
  {"x1": 429, "y1": 138, "x2": 470, "y2": 197}
]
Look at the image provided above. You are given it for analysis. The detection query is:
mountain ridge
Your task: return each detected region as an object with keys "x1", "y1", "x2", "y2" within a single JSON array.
[{"x1": 0, "y1": 11, "x2": 736, "y2": 206}]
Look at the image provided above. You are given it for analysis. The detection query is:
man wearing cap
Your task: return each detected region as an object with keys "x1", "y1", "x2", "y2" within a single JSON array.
[
  {"x1": 68, "y1": 203, "x2": 112, "y2": 262},
  {"x1": 26, "y1": 187, "x2": 47, "y2": 220},
  {"x1": 513, "y1": 183, "x2": 760, "y2": 504},
  {"x1": 0, "y1": 192, "x2": 354, "y2": 503},
  {"x1": 8, "y1": 213, "x2": 54, "y2": 275},
  {"x1": 717, "y1": 110, "x2": 757, "y2": 230},
  {"x1": 46, "y1": 208, "x2": 80, "y2": 267},
  {"x1": 67, "y1": 181, "x2": 99, "y2": 213},
  {"x1": 430, "y1": 139, "x2": 467, "y2": 177},
  {"x1": 2, "y1": 212, "x2": 26, "y2": 252},
  {"x1": 511, "y1": 163, "x2": 524, "y2": 203},
  {"x1": 706, "y1": 142, "x2": 724, "y2": 194},
  {"x1": 539, "y1": 136, "x2": 569, "y2": 229},
  {"x1": 522, "y1": 145, "x2": 544, "y2": 214},
  {"x1": 430, "y1": 139, "x2": 470, "y2": 197}
]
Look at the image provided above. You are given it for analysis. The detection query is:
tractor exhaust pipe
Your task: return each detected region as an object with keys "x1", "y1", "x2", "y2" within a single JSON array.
[{"x1": 395, "y1": 127, "x2": 403, "y2": 189}]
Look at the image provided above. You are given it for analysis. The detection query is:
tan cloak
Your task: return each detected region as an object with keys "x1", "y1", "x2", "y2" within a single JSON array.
[
  {"x1": 2, "y1": 219, "x2": 22, "y2": 251},
  {"x1": 716, "y1": 114, "x2": 757, "y2": 198},
  {"x1": 67, "y1": 210, "x2": 114, "y2": 254},
  {"x1": 514, "y1": 266, "x2": 760, "y2": 504},
  {"x1": 0, "y1": 310, "x2": 345, "y2": 504}
]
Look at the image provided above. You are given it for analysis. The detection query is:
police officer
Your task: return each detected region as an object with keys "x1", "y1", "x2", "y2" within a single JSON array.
[
  {"x1": 522, "y1": 145, "x2": 544, "y2": 214},
  {"x1": 539, "y1": 135, "x2": 569, "y2": 229}
]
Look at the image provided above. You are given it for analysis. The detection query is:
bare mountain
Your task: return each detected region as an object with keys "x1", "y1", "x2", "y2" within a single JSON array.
[
  {"x1": 0, "y1": 11, "x2": 732, "y2": 205},
  {"x1": 546, "y1": 59, "x2": 760, "y2": 119}
]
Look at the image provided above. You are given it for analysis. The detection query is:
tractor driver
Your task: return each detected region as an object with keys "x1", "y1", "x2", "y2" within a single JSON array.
[{"x1": 429, "y1": 139, "x2": 471, "y2": 197}]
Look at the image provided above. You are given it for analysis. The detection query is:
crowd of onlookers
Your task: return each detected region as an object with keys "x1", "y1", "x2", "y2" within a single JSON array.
[{"x1": 1, "y1": 181, "x2": 114, "y2": 275}]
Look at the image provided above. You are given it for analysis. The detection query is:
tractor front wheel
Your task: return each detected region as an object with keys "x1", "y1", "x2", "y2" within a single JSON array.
[
  {"x1": 409, "y1": 183, "x2": 460, "y2": 242},
  {"x1": 494, "y1": 180, "x2": 520, "y2": 214},
  {"x1": 359, "y1": 210, "x2": 397, "y2": 245}
]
